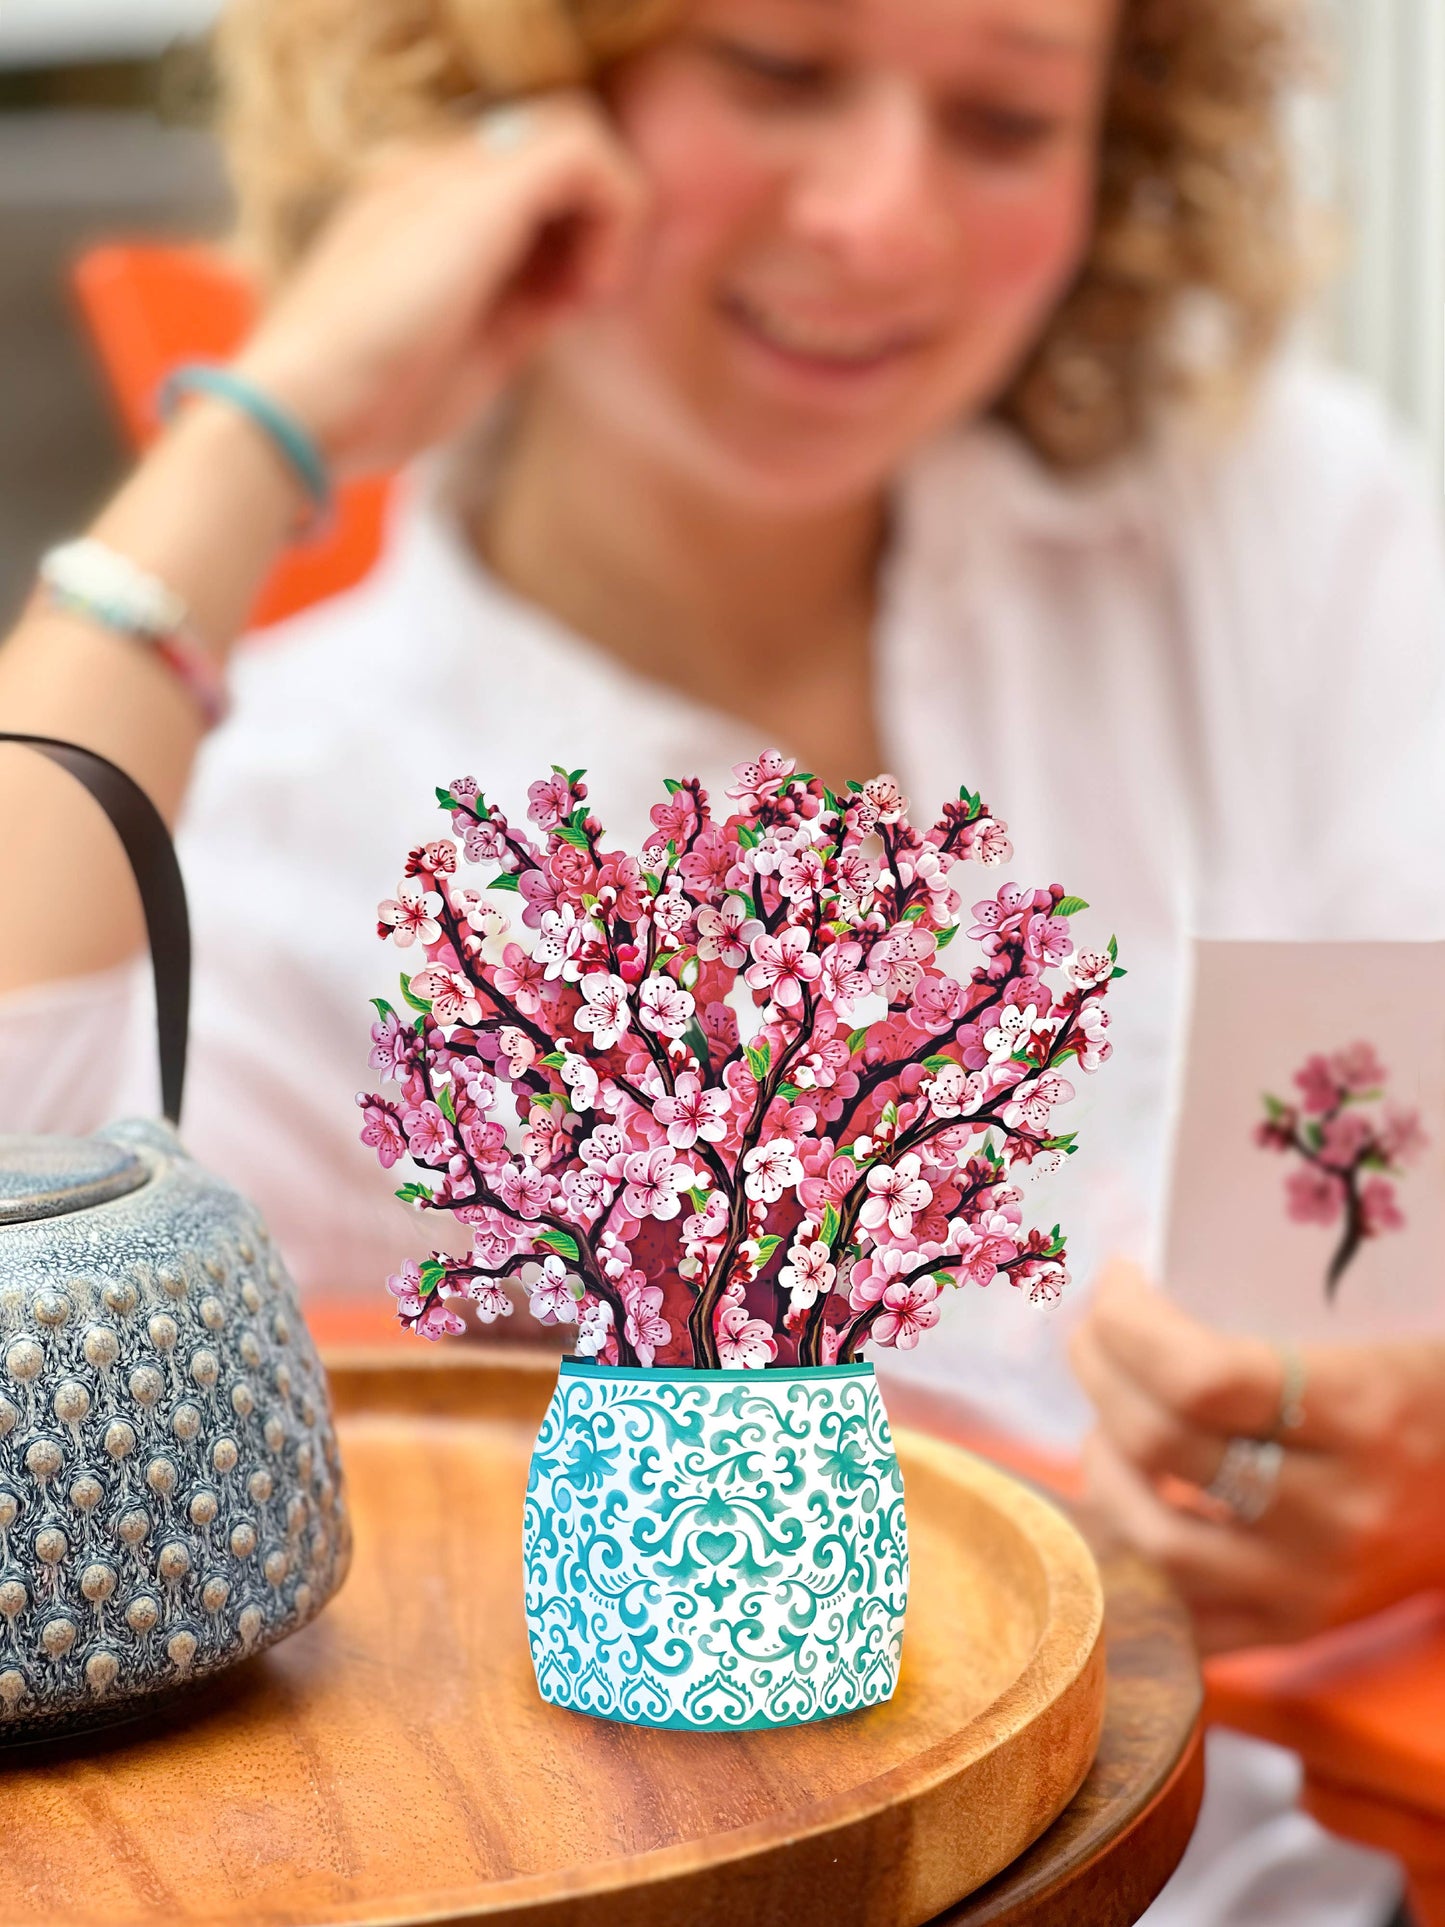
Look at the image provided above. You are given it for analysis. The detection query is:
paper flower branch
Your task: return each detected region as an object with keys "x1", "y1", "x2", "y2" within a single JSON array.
[
  {"x1": 359, "y1": 754, "x2": 1121, "y2": 1367},
  {"x1": 1256, "y1": 1043, "x2": 1426, "y2": 1297}
]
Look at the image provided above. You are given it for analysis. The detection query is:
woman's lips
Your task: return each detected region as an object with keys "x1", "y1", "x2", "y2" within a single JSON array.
[{"x1": 718, "y1": 289, "x2": 931, "y2": 382}]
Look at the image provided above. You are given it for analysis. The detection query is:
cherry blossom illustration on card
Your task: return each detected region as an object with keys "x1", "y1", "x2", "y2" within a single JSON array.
[
  {"x1": 1256, "y1": 1043, "x2": 1426, "y2": 1298},
  {"x1": 1165, "y1": 941, "x2": 1445, "y2": 1347}
]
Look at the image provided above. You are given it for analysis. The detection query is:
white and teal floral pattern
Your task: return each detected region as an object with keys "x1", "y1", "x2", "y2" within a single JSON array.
[{"x1": 522, "y1": 1359, "x2": 908, "y2": 1731}]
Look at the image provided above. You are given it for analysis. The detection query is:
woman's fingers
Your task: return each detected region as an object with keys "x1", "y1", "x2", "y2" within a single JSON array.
[
  {"x1": 235, "y1": 92, "x2": 650, "y2": 473},
  {"x1": 1081, "y1": 1261, "x2": 1307, "y2": 1442},
  {"x1": 1070, "y1": 1318, "x2": 1226, "y2": 1487}
]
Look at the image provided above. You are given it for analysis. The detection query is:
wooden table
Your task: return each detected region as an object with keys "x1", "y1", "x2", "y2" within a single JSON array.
[{"x1": 0, "y1": 1331, "x2": 1201, "y2": 1926}]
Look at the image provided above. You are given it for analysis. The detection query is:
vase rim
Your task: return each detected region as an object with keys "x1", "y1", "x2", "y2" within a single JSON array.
[{"x1": 559, "y1": 1357, "x2": 875, "y2": 1384}]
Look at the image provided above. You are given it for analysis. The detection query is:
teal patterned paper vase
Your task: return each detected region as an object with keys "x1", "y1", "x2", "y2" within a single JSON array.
[{"x1": 522, "y1": 1358, "x2": 908, "y2": 1731}]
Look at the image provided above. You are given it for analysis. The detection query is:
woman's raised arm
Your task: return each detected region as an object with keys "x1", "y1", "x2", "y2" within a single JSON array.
[{"x1": 0, "y1": 94, "x2": 644, "y2": 996}]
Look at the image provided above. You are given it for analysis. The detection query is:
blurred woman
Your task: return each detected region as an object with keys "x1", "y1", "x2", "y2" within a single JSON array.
[{"x1": 2, "y1": 1, "x2": 1442, "y2": 1917}]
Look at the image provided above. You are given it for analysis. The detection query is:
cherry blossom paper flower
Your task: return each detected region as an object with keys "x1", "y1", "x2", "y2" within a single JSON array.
[
  {"x1": 637, "y1": 976, "x2": 695, "y2": 1039},
  {"x1": 716, "y1": 1301, "x2": 778, "y2": 1368},
  {"x1": 654, "y1": 1072, "x2": 729, "y2": 1149},
  {"x1": 745, "y1": 926, "x2": 822, "y2": 1009},
  {"x1": 377, "y1": 879, "x2": 443, "y2": 948},
  {"x1": 872, "y1": 1278, "x2": 941, "y2": 1350},
  {"x1": 366, "y1": 754, "x2": 1116, "y2": 1362},
  {"x1": 574, "y1": 972, "x2": 632, "y2": 1050},
  {"x1": 860, "y1": 1155, "x2": 933, "y2": 1237}
]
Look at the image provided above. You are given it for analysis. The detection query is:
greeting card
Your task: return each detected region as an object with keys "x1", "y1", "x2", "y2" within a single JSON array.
[{"x1": 1163, "y1": 940, "x2": 1443, "y2": 1344}]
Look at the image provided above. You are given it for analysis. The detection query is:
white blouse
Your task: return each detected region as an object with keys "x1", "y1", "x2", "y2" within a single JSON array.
[{"x1": 2, "y1": 356, "x2": 1438, "y2": 1924}]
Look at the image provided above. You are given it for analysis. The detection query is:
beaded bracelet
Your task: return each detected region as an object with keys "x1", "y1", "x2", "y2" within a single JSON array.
[
  {"x1": 37, "y1": 539, "x2": 229, "y2": 730},
  {"x1": 158, "y1": 362, "x2": 333, "y2": 532}
]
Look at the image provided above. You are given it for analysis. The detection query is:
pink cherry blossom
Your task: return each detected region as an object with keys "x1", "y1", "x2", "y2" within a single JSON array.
[
  {"x1": 1285, "y1": 1165, "x2": 1346, "y2": 1226},
  {"x1": 1293, "y1": 1053, "x2": 1341, "y2": 1116},
  {"x1": 574, "y1": 971, "x2": 632, "y2": 1050},
  {"x1": 726, "y1": 750, "x2": 794, "y2": 808},
  {"x1": 377, "y1": 878, "x2": 443, "y2": 948},
  {"x1": 358, "y1": 1097, "x2": 407, "y2": 1168},
  {"x1": 1379, "y1": 1106, "x2": 1428, "y2": 1165},
  {"x1": 409, "y1": 967, "x2": 483, "y2": 1026},
  {"x1": 527, "y1": 1255, "x2": 578, "y2": 1325},
  {"x1": 860, "y1": 1154, "x2": 933, "y2": 1237},
  {"x1": 623, "y1": 1279, "x2": 672, "y2": 1366},
  {"x1": 654, "y1": 1071, "x2": 729, "y2": 1149},
  {"x1": 1067, "y1": 949, "x2": 1114, "y2": 990},
  {"x1": 404, "y1": 1101, "x2": 456, "y2": 1165},
  {"x1": 971, "y1": 818, "x2": 1012, "y2": 865},
  {"x1": 779, "y1": 1240, "x2": 836, "y2": 1308},
  {"x1": 527, "y1": 771, "x2": 573, "y2": 830},
  {"x1": 1331, "y1": 1041, "x2": 1387, "y2": 1095},
  {"x1": 1360, "y1": 1176, "x2": 1403, "y2": 1236},
  {"x1": 778, "y1": 849, "x2": 826, "y2": 900},
  {"x1": 1024, "y1": 911, "x2": 1073, "y2": 966},
  {"x1": 696, "y1": 896, "x2": 762, "y2": 969},
  {"x1": 872, "y1": 1278, "x2": 941, "y2": 1349},
  {"x1": 494, "y1": 942, "x2": 547, "y2": 1015},
  {"x1": 498, "y1": 1162, "x2": 555, "y2": 1219},
  {"x1": 637, "y1": 975, "x2": 695, "y2": 1039},
  {"x1": 497, "y1": 1026, "x2": 536, "y2": 1079},
  {"x1": 745, "y1": 926, "x2": 822, "y2": 1009},
  {"x1": 683, "y1": 1190, "x2": 729, "y2": 1240},
  {"x1": 1003, "y1": 1072, "x2": 1075, "y2": 1133},
  {"x1": 715, "y1": 1300, "x2": 778, "y2": 1368},
  {"x1": 742, "y1": 1138, "x2": 805, "y2": 1204},
  {"x1": 622, "y1": 1146, "x2": 687, "y2": 1221}
]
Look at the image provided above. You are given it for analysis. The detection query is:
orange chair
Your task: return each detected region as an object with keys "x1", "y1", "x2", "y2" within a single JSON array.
[
  {"x1": 70, "y1": 243, "x2": 394, "y2": 630},
  {"x1": 71, "y1": 237, "x2": 1445, "y2": 1905}
]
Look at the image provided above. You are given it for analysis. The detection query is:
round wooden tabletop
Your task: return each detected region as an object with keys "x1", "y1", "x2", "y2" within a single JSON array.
[
  {"x1": 0, "y1": 1347, "x2": 1202, "y2": 1925},
  {"x1": 932, "y1": 1537, "x2": 1204, "y2": 1925}
]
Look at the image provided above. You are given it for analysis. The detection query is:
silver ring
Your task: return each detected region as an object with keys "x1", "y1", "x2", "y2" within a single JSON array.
[
  {"x1": 1205, "y1": 1437, "x2": 1284, "y2": 1525},
  {"x1": 476, "y1": 103, "x2": 535, "y2": 154}
]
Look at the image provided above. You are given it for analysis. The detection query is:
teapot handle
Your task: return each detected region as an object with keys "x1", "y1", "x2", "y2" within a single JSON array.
[{"x1": 1, "y1": 734, "x2": 190, "y2": 1125}]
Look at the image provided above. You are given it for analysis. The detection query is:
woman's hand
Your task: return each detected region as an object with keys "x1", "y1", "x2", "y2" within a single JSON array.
[
  {"x1": 234, "y1": 93, "x2": 648, "y2": 475},
  {"x1": 1070, "y1": 1262, "x2": 1445, "y2": 1654}
]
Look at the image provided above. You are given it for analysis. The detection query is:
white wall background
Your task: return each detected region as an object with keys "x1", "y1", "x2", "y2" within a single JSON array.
[
  {"x1": 1310, "y1": 0, "x2": 1445, "y2": 485},
  {"x1": 3, "y1": 0, "x2": 1443, "y2": 479}
]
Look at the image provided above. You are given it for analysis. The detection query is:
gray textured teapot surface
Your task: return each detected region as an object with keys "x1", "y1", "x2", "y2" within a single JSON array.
[{"x1": 0, "y1": 1119, "x2": 350, "y2": 1737}]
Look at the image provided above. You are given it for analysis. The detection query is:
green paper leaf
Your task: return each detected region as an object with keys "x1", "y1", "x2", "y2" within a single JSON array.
[
  {"x1": 418, "y1": 1260, "x2": 448, "y2": 1296},
  {"x1": 487, "y1": 871, "x2": 521, "y2": 892},
  {"x1": 1110, "y1": 966, "x2": 1127, "y2": 979},
  {"x1": 1107, "y1": 934, "x2": 1119, "y2": 962},
  {"x1": 687, "y1": 1186, "x2": 711, "y2": 1215},
  {"x1": 370, "y1": 997, "x2": 396, "y2": 1021},
  {"x1": 846, "y1": 779, "x2": 864, "y2": 793},
  {"x1": 737, "y1": 824, "x2": 761, "y2": 849},
  {"x1": 394, "y1": 1182, "x2": 433, "y2": 1205},
  {"x1": 745, "y1": 1041, "x2": 772, "y2": 1081},
  {"x1": 664, "y1": 777, "x2": 682, "y2": 794},
  {"x1": 555, "y1": 824, "x2": 591, "y2": 850},
  {"x1": 568, "y1": 768, "x2": 586, "y2": 787},
  {"x1": 820, "y1": 1204, "x2": 840, "y2": 1245},
  {"x1": 535, "y1": 1229, "x2": 580, "y2": 1262},
  {"x1": 435, "y1": 786, "x2": 457, "y2": 809},
  {"x1": 437, "y1": 1084, "x2": 456, "y2": 1124},
  {"x1": 1053, "y1": 896, "x2": 1090, "y2": 918},
  {"x1": 540, "y1": 1051, "x2": 568, "y2": 1069},
  {"x1": 401, "y1": 974, "x2": 432, "y2": 1014},
  {"x1": 777, "y1": 1082, "x2": 802, "y2": 1101},
  {"x1": 846, "y1": 1027, "x2": 870, "y2": 1054},
  {"x1": 753, "y1": 1234, "x2": 783, "y2": 1267},
  {"x1": 681, "y1": 1018, "x2": 712, "y2": 1065},
  {"x1": 935, "y1": 922, "x2": 959, "y2": 950},
  {"x1": 922, "y1": 1055, "x2": 955, "y2": 1073}
]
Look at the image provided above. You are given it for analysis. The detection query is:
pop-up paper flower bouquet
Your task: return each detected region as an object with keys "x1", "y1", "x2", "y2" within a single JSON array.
[{"x1": 359, "y1": 753, "x2": 1118, "y2": 1731}]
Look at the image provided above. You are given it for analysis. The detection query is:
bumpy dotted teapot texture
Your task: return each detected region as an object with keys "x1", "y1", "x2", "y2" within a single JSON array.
[{"x1": 0, "y1": 1121, "x2": 350, "y2": 1734}]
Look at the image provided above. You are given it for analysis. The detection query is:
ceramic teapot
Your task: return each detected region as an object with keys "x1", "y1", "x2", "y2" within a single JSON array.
[{"x1": 0, "y1": 735, "x2": 350, "y2": 1737}]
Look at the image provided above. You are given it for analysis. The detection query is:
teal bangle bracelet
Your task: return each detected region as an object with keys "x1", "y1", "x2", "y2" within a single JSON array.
[{"x1": 158, "y1": 362, "x2": 332, "y2": 524}]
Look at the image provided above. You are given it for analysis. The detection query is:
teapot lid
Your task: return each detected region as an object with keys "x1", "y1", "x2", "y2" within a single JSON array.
[{"x1": 0, "y1": 1136, "x2": 150, "y2": 1226}]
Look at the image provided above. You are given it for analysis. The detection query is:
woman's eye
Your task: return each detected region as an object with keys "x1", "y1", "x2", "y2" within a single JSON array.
[
  {"x1": 706, "y1": 38, "x2": 831, "y2": 96},
  {"x1": 943, "y1": 103, "x2": 1061, "y2": 160}
]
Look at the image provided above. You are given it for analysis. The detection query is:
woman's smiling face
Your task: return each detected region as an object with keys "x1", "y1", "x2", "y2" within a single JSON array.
[{"x1": 551, "y1": 0, "x2": 1120, "y2": 509}]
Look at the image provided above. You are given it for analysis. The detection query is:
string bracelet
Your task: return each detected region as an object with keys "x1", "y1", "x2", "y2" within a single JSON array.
[
  {"x1": 158, "y1": 362, "x2": 333, "y2": 534},
  {"x1": 37, "y1": 538, "x2": 229, "y2": 730}
]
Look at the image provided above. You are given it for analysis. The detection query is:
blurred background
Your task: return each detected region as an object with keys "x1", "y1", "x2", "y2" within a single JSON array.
[{"x1": 1, "y1": 0, "x2": 1442, "y2": 628}]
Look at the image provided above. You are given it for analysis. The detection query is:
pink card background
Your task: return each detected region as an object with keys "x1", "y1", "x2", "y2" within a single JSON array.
[{"x1": 1162, "y1": 940, "x2": 1445, "y2": 1343}]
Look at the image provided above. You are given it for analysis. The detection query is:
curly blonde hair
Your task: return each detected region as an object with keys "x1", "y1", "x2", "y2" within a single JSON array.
[{"x1": 217, "y1": 0, "x2": 1309, "y2": 469}]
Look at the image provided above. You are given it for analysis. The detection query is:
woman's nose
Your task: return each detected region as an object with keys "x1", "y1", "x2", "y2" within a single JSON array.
[{"x1": 785, "y1": 81, "x2": 954, "y2": 282}]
